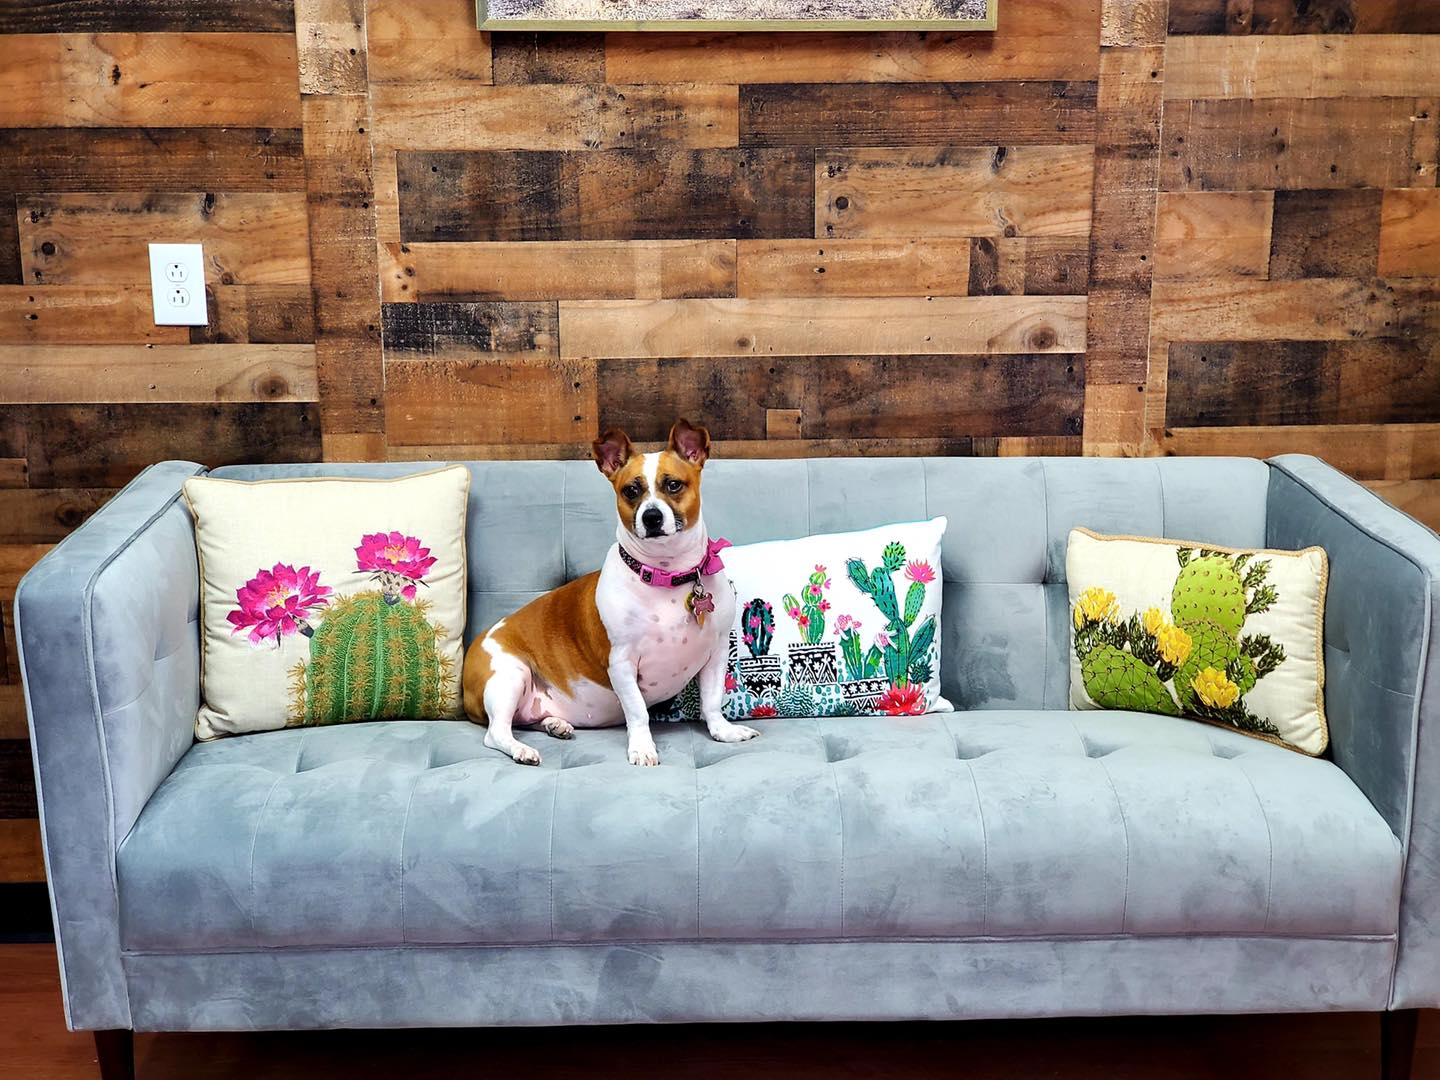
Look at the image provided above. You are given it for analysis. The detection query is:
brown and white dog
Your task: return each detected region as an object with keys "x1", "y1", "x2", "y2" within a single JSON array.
[{"x1": 461, "y1": 419, "x2": 760, "y2": 766}]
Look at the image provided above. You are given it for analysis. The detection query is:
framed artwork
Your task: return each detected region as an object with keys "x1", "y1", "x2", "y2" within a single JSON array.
[{"x1": 477, "y1": 0, "x2": 993, "y2": 31}]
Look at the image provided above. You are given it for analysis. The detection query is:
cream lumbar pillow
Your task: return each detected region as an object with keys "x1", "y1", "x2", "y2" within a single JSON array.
[
  {"x1": 1066, "y1": 527, "x2": 1328, "y2": 755},
  {"x1": 183, "y1": 466, "x2": 470, "y2": 739},
  {"x1": 662, "y1": 518, "x2": 950, "y2": 720}
]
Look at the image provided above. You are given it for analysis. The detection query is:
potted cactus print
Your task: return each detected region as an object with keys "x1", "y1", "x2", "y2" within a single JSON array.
[
  {"x1": 1073, "y1": 547, "x2": 1286, "y2": 738},
  {"x1": 783, "y1": 565, "x2": 840, "y2": 686},
  {"x1": 735, "y1": 597, "x2": 782, "y2": 695},
  {"x1": 844, "y1": 543, "x2": 939, "y2": 708},
  {"x1": 834, "y1": 614, "x2": 889, "y2": 709}
]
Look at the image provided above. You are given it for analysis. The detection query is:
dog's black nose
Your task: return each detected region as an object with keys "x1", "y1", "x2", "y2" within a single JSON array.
[{"x1": 641, "y1": 507, "x2": 664, "y2": 533}]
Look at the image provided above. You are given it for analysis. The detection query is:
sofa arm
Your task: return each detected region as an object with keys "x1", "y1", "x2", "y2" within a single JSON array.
[
  {"x1": 1266, "y1": 454, "x2": 1440, "y2": 1009},
  {"x1": 16, "y1": 460, "x2": 204, "y2": 1030}
]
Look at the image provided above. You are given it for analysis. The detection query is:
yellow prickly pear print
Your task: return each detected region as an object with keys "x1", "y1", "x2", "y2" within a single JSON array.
[
  {"x1": 1192, "y1": 667, "x2": 1239, "y2": 709},
  {"x1": 1155, "y1": 622, "x2": 1192, "y2": 666},
  {"x1": 1074, "y1": 587, "x2": 1118, "y2": 628}
]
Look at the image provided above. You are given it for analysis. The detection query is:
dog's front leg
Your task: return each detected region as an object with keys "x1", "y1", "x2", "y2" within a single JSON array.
[
  {"x1": 697, "y1": 647, "x2": 760, "y2": 744},
  {"x1": 608, "y1": 656, "x2": 659, "y2": 766}
]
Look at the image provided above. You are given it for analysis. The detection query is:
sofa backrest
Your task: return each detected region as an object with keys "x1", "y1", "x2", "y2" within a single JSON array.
[{"x1": 210, "y1": 457, "x2": 1272, "y2": 710}]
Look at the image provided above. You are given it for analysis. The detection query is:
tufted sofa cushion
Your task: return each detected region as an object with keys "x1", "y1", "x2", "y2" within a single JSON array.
[{"x1": 117, "y1": 712, "x2": 1400, "y2": 953}]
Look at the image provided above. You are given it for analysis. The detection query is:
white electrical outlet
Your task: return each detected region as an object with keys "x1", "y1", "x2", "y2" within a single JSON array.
[{"x1": 148, "y1": 243, "x2": 208, "y2": 326}]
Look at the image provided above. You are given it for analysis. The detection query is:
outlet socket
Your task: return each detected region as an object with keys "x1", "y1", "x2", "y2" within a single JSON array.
[{"x1": 148, "y1": 243, "x2": 208, "y2": 326}]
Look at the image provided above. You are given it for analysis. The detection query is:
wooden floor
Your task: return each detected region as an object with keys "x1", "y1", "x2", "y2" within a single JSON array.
[{"x1": 4, "y1": 944, "x2": 1440, "y2": 1079}]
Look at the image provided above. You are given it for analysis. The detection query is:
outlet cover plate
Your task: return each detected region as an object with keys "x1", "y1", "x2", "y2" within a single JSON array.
[{"x1": 148, "y1": 243, "x2": 208, "y2": 326}]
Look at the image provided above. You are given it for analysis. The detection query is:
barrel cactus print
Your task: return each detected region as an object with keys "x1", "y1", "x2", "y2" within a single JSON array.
[{"x1": 227, "y1": 532, "x2": 452, "y2": 726}]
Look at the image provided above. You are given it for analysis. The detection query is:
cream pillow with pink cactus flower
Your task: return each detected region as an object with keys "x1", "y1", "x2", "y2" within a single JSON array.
[{"x1": 182, "y1": 466, "x2": 469, "y2": 739}]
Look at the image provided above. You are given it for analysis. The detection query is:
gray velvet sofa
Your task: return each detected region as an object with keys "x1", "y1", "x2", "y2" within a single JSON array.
[{"x1": 18, "y1": 454, "x2": 1440, "y2": 1079}]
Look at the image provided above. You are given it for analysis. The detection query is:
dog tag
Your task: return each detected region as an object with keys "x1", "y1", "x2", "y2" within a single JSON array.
[{"x1": 686, "y1": 583, "x2": 715, "y2": 626}]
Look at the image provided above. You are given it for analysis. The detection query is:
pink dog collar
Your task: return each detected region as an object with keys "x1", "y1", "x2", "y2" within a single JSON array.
[{"x1": 619, "y1": 538, "x2": 731, "y2": 588}]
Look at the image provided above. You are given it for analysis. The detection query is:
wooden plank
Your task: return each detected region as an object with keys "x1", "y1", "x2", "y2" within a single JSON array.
[
  {"x1": 1084, "y1": 43, "x2": 1163, "y2": 397},
  {"x1": 13, "y1": 404, "x2": 320, "y2": 487},
  {"x1": 0, "y1": 543, "x2": 51, "y2": 693},
  {"x1": 1162, "y1": 424, "x2": 1440, "y2": 481},
  {"x1": 1154, "y1": 192, "x2": 1274, "y2": 281},
  {"x1": 604, "y1": 0, "x2": 1103, "y2": 83},
  {"x1": 17, "y1": 193, "x2": 310, "y2": 286},
  {"x1": 383, "y1": 299, "x2": 579, "y2": 446},
  {"x1": 1379, "y1": 189, "x2": 1440, "y2": 279},
  {"x1": 0, "y1": 128, "x2": 306, "y2": 192},
  {"x1": 737, "y1": 239, "x2": 973, "y2": 298},
  {"x1": 558, "y1": 296, "x2": 1088, "y2": 359},
  {"x1": 817, "y1": 146, "x2": 1093, "y2": 239},
  {"x1": 398, "y1": 148, "x2": 813, "y2": 242},
  {"x1": 739, "y1": 81, "x2": 1097, "y2": 148},
  {"x1": 302, "y1": 91, "x2": 386, "y2": 442},
  {"x1": 596, "y1": 353, "x2": 1083, "y2": 440},
  {"x1": 967, "y1": 237, "x2": 1089, "y2": 296},
  {"x1": 0, "y1": 488, "x2": 112, "y2": 543},
  {"x1": 1168, "y1": 0, "x2": 1440, "y2": 35},
  {"x1": 0, "y1": 287, "x2": 189, "y2": 344},
  {"x1": 1268, "y1": 189, "x2": 1381, "y2": 280},
  {"x1": 1166, "y1": 35, "x2": 1440, "y2": 100},
  {"x1": 0, "y1": 33, "x2": 301, "y2": 128},
  {"x1": 371, "y1": 82, "x2": 738, "y2": 151},
  {"x1": 380, "y1": 240, "x2": 736, "y2": 301},
  {"x1": 383, "y1": 301, "x2": 559, "y2": 360},
  {"x1": 0, "y1": 0, "x2": 294, "y2": 32},
  {"x1": 295, "y1": 0, "x2": 369, "y2": 97},
  {"x1": 190, "y1": 285, "x2": 315, "y2": 344},
  {"x1": 1165, "y1": 339, "x2": 1440, "y2": 427},
  {"x1": 1101, "y1": 0, "x2": 1167, "y2": 45},
  {"x1": 493, "y1": 32, "x2": 605, "y2": 83},
  {"x1": 0, "y1": 460, "x2": 26, "y2": 488},
  {"x1": 0, "y1": 344, "x2": 319, "y2": 404},
  {"x1": 386, "y1": 355, "x2": 595, "y2": 446},
  {"x1": 1367, "y1": 480, "x2": 1440, "y2": 533},
  {"x1": 1150, "y1": 279, "x2": 1429, "y2": 342},
  {"x1": 0, "y1": 685, "x2": 28, "y2": 740},
  {"x1": 1160, "y1": 97, "x2": 1435, "y2": 191},
  {"x1": 386, "y1": 437, "x2": 986, "y2": 460},
  {"x1": 0, "y1": 196, "x2": 17, "y2": 286},
  {"x1": 0, "y1": 740, "x2": 36, "y2": 817},
  {"x1": 765, "y1": 408, "x2": 801, "y2": 439},
  {"x1": 0, "y1": 818, "x2": 44, "y2": 883},
  {"x1": 365, "y1": 0, "x2": 491, "y2": 84}
]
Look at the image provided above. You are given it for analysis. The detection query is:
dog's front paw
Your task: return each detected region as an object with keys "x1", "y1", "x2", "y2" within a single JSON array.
[
  {"x1": 511, "y1": 743, "x2": 542, "y2": 766},
  {"x1": 707, "y1": 720, "x2": 760, "y2": 744},
  {"x1": 541, "y1": 717, "x2": 574, "y2": 740},
  {"x1": 627, "y1": 740, "x2": 660, "y2": 766}
]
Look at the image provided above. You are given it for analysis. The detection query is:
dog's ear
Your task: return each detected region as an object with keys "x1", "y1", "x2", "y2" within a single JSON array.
[
  {"x1": 668, "y1": 418, "x2": 711, "y2": 467},
  {"x1": 592, "y1": 429, "x2": 634, "y2": 478}
]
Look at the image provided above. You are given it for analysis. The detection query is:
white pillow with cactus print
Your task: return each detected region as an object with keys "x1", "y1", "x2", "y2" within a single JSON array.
[
  {"x1": 1067, "y1": 527, "x2": 1328, "y2": 755},
  {"x1": 658, "y1": 518, "x2": 951, "y2": 721},
  {"x1": 183, "y1": 466, "x2": 470, "y2": 740}
]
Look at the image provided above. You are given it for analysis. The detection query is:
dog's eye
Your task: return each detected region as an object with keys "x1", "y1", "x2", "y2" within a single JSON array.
[
  {"x1": 663, "y1": 478, "x2": 685, "y2": 494},
  {"x1": 621, "y1": 482, "x2": 643, "y2": 500}
]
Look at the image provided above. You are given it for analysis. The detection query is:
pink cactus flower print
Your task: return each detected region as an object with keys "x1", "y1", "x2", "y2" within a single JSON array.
[
  {"x1": 227, "y1": 564, "x2": 330, "y2": 645},
  {"x1": 905, "y1": 560, "x2": 936, "y2": 584},
  {"x1": 878, "y1": 682, "x2": 925, "y2": 716},
  {"x1": 876, "y1": 630, "x2": 891, "y2": 648},
  {"x1": 834, "y1": 614, "x2": 861, "y2": 634},
  {"x1": 356, "y1": 531, "x2": 438, "y2": 604},
  {"x1": 750, "y1": 703, "x2": 778, "y2": 719}
]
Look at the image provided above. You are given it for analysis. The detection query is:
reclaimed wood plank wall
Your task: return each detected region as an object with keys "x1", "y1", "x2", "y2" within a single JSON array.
[{"x1": 0, "y1": 0, "x2": 1438, "y2": 886}]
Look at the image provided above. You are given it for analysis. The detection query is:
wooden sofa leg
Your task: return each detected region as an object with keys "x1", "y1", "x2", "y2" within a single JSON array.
[
  {"x1": 1383, "y1": 1009, "x2": 1419, "y2": 1080},
  {"x1": 94, "y1": 1029, "x2": 134, "y2": 1080}
]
